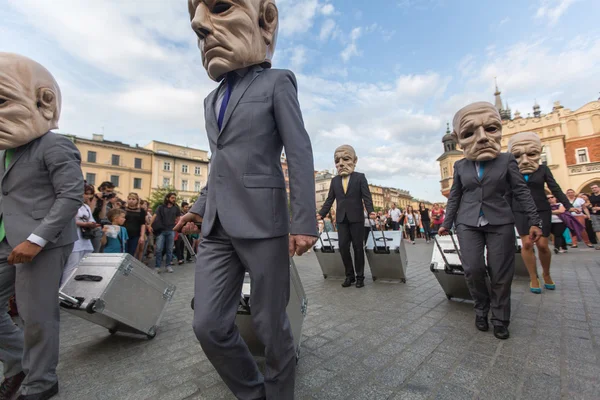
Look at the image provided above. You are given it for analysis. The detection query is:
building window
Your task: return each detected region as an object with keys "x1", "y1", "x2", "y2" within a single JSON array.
[
  {"x1": 195, "y1": 166, "x2": 202, "y2": 175},
  {"x1": 162, "y1": 177, "x2": 171, "y2": 187},
  {"x1": 194, "y1": 181, "x2": 202, "y2": 192},
  {"x1": 182, "y1": 164, "x2": 188, "y2": 174},
  {"x1": 85, "y1": 173, "x2": 96, "y2": 185},
  {"x1": 110, "y1": 175, "x2": 119, "y2": 187},
  {"x1": 163, "y1": 161, "x2": 171, "y2": 171},
  {"x1": 111, "y1": 154, "x2": 120, "y2": 166},
  {"x1": 134, "y1": 158, "x2": 142, "y2": 169},
  {"x1": 321, "y1": 194, "x2": 325, "y2": 201},
  {"x1": 442, "y1": 167, "x2": 448, "y2": 178},
  {"x1": 87, "y1": 151, "x2": 97, "y2": 163},
  {"x1": 576, "y1": 148, "x2": 589, "y2": 164},
  {"x1": 181, "y1": 180, "x2": 188, "y2": 191},
  {"x1": 133, "y1": 178, "x2": 142, "y2": 189}
]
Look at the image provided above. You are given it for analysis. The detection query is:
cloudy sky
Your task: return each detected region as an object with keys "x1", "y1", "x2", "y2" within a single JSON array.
[{"x1": 2, "y1": 0, "x2": 600, "y2": 202}]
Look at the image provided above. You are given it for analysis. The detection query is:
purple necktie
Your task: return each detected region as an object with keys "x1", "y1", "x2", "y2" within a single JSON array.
[{"x1": 217, "y1": 73, "x2": 235, "y2": 130}]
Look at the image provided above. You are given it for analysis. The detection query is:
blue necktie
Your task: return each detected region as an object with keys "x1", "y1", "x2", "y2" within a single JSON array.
[
  {"x1": 217, "y1": 73, "x2": 235, "y2": 130},
  {"x1": 477, "y1": 161, "x2": 486, "y2": 217},
  {"x1": 524, "y1": 174, "x2": 530, "y2": 182}
]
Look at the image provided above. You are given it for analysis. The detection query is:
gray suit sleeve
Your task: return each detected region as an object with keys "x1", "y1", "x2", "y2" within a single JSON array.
[
  {"x1": 32, "y1": 137, "x2": 84, "y2": 243},
  {"x1": 441, "y1": 161, "x2": 463, "y2": 230},
  {"x1": 190, "y1": 182, "x2": 207, "y2": 217},
  {"x1": 273, "y1": 70, "x2": 318, "y2": 237},
  {"x1": 506, "y1": 154, "x2": 541, "y2": 227},
  {"x1": 544, "y1": 166, "x2": 572, "y2": 209}
]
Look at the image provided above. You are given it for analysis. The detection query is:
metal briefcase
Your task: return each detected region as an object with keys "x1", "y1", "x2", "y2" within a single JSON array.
[
  {"x1": 184, "y1": 236, "x2": 307, "y2": 362},
  {"x1": 430, "y1": 234, "x2": 474, "y2": 301},
  {"x1": 59, "y1": 253, "x2": 176, "y2": 339},
  {"x1": 313, "y1": 231, "x2": 346, "y2": 279},
  {"x1": 364, "y1": 228, "x2": 408, "y2": 283},
  {"x1": 236, "y1": 258, "x2": 307, "y2": 362}
]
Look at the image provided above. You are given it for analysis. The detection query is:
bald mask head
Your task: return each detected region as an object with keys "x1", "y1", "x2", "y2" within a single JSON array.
[
  {"x1": 188, "y1": 0, "x2": 279, "y2": 82},
  {"x1": 452, "y1": 102, "x2": 502, "y2": 161},
  {"x1": 334, "y1": 145, "x2": 357, "y2": 176},
  {"x1": 0, "y1": 52, "x2": 61, "y2": 150},
  {"x1": 507, "y1": 131, "x2": 542, "y2": 174}
]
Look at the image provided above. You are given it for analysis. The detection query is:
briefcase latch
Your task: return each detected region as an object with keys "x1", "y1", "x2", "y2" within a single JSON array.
[
  {"x1": 163, "y1": 287, "x2": 175, "y2": 301},
  {"x1": 300, "y1": 298, "x2": 308, "y2": 315},
  {"x1": 119, "y1": 263, "x2": 134, "y2": 276}
]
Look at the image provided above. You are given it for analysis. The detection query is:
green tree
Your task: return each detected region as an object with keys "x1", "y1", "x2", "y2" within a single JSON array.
[{"x1": 148, "y1": 186, "x2": 183, "y2": 212}]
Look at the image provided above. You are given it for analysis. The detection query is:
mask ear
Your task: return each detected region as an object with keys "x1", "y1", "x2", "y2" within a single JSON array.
[
  {"x1": 259, "y1": 1, "x2": 278, "y2": 53},
  {"x1": 36, "y1": 87, "x2": 59, "y2": 128}
]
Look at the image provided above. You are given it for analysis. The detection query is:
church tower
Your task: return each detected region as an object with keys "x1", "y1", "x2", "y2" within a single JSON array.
[{"x1": 494, "y1": 79, "x2": 512, "y2": 120}]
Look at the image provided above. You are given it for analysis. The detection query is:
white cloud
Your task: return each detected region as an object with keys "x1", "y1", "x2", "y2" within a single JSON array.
[
  {"x1": 320, "y1": 4, "x2": 335, "y2": 15},
  {"x1": 290, "y1": 46, "x2": 307, "y2": 72},
  {"x1": 277, "y1": 0, "x2": 320, "y2": 37},
  {"x1": 535, "y1": 0, "x2": 577, "y2": 25},
  {"x1": 319, "y1": 19, "x2": 337, "y2": 41},
  {"x1": 341, "y1": 27, "x2": 362, "y2": 62}
]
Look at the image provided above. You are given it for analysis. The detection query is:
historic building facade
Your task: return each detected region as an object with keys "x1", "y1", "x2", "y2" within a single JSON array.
[
  {"x1": 64, "y1": 134, "x2": 154, "y2": 199},
  {"x1": 438, "y1": 86, "x2": 600, "y2": 197},
  {"x1": 143, "y1": 141, "x2": 210, "y2": 203}
]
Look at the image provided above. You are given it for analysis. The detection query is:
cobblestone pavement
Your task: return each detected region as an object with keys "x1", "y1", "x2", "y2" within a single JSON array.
[{"x1": 7, "y1": 242, "x2": 600, "y2": 399}]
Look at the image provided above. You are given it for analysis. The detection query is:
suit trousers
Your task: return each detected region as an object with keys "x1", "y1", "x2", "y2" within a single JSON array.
[
  {"x1": 192, "y1": 217, "x2": 295, "y2": 400},
  {"x1": 0, "y1": 239, "x2": 72, "y2": 395},
  {"x1": 455, "y1": 223, "x2": 515, "y2": 327},
  {"x1": 337, "y1": 220, "x2": 365, "y2": 279}
]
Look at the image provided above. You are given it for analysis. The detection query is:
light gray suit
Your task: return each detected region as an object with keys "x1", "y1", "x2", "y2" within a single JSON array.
[
  {"x1": 0, "y1": 132, "x2": 83, "y2": 395},
  {"x1": 442, "y1": 153, "x2": 540, "y2": 326},
  {"x1": 190, "y1": 65, "x2": 317, "y2": 400}
]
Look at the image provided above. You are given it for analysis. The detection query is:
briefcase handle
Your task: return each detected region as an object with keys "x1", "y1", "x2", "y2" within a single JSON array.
[{"x1": 74, "y1": 274, "x2": 103, "y2": 282}]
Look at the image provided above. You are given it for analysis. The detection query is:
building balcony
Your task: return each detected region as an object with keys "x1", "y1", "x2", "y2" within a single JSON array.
[{"x1": 568, "y1": 162, "x2": 600, "y2": 176}]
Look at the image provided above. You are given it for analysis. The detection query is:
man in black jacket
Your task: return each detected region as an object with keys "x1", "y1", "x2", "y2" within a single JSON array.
[{"x1": 319, "y1": 145, "x2": 375, "y2": 288}]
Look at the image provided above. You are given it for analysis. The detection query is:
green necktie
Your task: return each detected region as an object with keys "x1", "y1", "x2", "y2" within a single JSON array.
[{"x1": 0, "y1": 149, "x2": 14, "y2": 242}]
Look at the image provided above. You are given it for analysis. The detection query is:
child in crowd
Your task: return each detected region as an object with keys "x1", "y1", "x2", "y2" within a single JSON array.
[{"x1": 101, "y1": 208, "x2": 129, "y2": 253}]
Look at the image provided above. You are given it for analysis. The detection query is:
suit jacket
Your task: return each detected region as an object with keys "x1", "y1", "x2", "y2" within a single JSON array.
[
  {"x1": 0, "y1": 132, "x2": 83, "y2": 249},
  {"x1": 442, "y1": 153, "x2": 541, "y2": 229},
  {"x1": 318, "y1": 172, "x2": 374, "y2": 223},
  {"x1": 507, "y1": 164, "x2": 572, "y2": 212},
  {"x1": 190, "y1": 65, "x2": 317, "y2": 239}
]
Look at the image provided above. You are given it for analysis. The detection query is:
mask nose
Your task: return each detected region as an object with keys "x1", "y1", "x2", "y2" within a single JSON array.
[
  {"x1": 475, "y1": 127, "x2": 489, "y2": 144},
  {"x1": 191, "y1": 5, "x2": 212, "y2": 40}
]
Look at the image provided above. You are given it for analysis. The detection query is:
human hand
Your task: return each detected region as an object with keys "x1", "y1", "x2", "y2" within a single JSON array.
[
  {"x1": 569, "y1": 208, "x2": 580, "y2": 214},
  {"x1": 8, "y1": 241, "x2": 43, "y2": 265},
  {"x1": 289, "y1": 234, "x2": 318, "y2": 256},
  {"x1": 316, "y1": 214, "x2": 322, "y2": 220},
  {"x1": 138, "y1": 237, "x2": 145, "y2": 245},
  {"x1": 174, "y1": 213, "x2": 203, "y2": 233},
  {"x1": 438, "y1": 227, "x2": 448, "y2": 236},
  {"x1": 529, "y1": 226, "x2": 543, "y2": 242},
  {"x1": 369, "y1": 212, "x2": 377, "y2": 219}
]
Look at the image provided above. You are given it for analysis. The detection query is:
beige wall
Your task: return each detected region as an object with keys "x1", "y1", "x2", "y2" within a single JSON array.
[
  {"x1": 71, "y1": 137, "x2": 154, "y2": 200},
  {"x1": 144, "y1": 141, "x2": 210, "y2": 202}
]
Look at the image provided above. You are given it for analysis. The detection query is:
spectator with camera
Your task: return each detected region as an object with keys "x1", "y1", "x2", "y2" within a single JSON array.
[
  {"x1": 91, "y1": 181, "x2": 117, "y2": 252},
  {"x1": 61, "y1": 184, "x2": 100, "y2": 284}
]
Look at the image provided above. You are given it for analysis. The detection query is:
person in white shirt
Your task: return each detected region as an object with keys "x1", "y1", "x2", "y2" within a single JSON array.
[
  {"x1": 61, "y1": 186, "x2": 99, "y2": 285},
  {"x1": 388, "y1": 203, "x2": 402, "y2": 231},
  {"x1": 404, "y1": 205, "x2": 420, "y2": 244}
]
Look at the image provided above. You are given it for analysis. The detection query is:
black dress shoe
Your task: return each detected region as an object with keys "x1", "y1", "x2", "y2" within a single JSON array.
[
  {"x1": 0, "y1": 371, "x2": 25, "y2": 400},
  {"x1": 355, "y1": 279, "x2": 365, "y2": 288},
  {"x1": 475, "y1": 316, "x2": 489, "y2": 332},
  {"x1": 493, "y1": 326, "x2": 510, "y2": 340},
  {"x1": 341, "y1": 278, "x2": 356, "y2": 287},
  {"x1": 17, "y1": 382, "x2": 58, "y2": 400}
]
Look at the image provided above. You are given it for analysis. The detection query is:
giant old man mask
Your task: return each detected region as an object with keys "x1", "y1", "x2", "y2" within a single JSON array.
[
  {"x1": 452, "y1": 102, "x2": 502, "y2": 161},
  {"x1": 334, "y1": 145, "x2": 357, "y2": 177},
  {"x1": 0, "y1": 52, "x2": 61, "y2": 150},
  {"x1": 188, "y1": 0, "x2": 279, "y2": 82},
  {"x1": 507, "y1": 132, "x2": 542, "y2": 174}
]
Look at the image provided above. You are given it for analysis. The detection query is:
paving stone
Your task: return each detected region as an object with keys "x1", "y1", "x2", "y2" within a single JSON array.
[{"x1": 40, "y1": 244, "x2": 599, "y2": 399}]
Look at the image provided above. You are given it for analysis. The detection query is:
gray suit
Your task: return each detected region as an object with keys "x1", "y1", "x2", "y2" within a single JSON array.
[
  {"x1": 442, "y1": 153, "x2": 540, "y2": 326},
  {"x1": 0, "y1": 132, "x2": 83, "y2": 395},
  {"x1": 190, "y1": 65, "x2": 317, "y2": 399}
]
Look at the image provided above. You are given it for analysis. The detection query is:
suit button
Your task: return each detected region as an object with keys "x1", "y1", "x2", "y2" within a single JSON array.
[
  {"x1": 2, "y1": 191, "x2": 7, "y2": 196},
  {"x1": 217, "y1": 144, "x2": 223, "y2": 150}
]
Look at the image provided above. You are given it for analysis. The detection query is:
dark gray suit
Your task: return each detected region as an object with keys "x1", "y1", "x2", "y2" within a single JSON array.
[
  {"x1": 0, "y1": 132, "x2": 83, "y2": 395},
  {"x1": 190, "y1": 65, "x2": 317, "y2": 399},
  {"x1": 442, "y1": 153, "x2": 540, "y2": 326}
]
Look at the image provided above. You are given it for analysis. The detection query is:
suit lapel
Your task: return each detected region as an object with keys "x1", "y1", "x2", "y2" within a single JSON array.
[
  {"x1": 481, "y1": 157, "x2": 497, "y2": 181},
  {"x1": 219, "y1": 67, "x2": 262, "y2": 136},
  {"x1": 205, "y1": 87, "x2": 220, "y2": 141},
  {"x1": 346, "y1": 172, "x2": 355, "y2": 195},
  {"x1": 2, "y1": 142, "x2": 32, "y2": 183}
]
